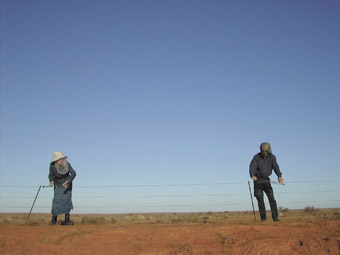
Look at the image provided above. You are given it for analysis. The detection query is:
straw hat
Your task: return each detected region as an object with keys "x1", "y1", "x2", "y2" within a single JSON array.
[{"x1": 51, "y1": 151, "x2": 68, "y2": 163}]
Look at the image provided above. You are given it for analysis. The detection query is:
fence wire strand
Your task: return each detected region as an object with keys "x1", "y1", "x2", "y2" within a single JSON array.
[
  {"x1": 1, "y1": 190, "x2": 340, "y2": 199},
  {"x1": 0, "y1": 181, "x2": 339, "y2": 213},
  {"x1": 1, "y1": 180, "x2": 340, "y2": 189}
]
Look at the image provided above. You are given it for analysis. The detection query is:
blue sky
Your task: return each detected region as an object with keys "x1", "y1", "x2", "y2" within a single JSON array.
[{"x1": 1, "y1": 0, "x2": 339, "y2": 214}]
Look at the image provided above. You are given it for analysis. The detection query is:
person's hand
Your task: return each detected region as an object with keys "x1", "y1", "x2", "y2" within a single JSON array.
[
  {"x1": 279, "y1": 177, "x2": 284, "y2": 184},
  {"x1": 62, "y1": 180, "x2": 69, "y2": 188},
  {"x1": 252, "y1": 176, "x2": 257, "y2": 181},
  {"x1": 50, "y1": 181, "x2": 54, "y2": 187}
]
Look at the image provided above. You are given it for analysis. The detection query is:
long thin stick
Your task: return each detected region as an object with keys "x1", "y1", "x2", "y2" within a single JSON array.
[
  {"x1": 27, "y1": 185, "x2": 42, "y2": 220},
  {"x1": 256, "y1": 180, "x2": 284, "y2": 185},
  {"x1": 248, "y1": 181, "x2": 257, "y2": 222}
]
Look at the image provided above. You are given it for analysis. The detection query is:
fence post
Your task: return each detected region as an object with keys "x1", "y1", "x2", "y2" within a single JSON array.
[
  {"x1": 248, "y1": 181, "x2": 257, "y2": 222},
  {"x1": 27, "y1": 185, "x2": 42, "y2": 221}
]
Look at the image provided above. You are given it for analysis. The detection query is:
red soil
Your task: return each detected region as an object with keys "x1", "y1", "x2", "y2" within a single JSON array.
[{"x1": 1, "y1": 221, "x2": 339, "y2": 255}]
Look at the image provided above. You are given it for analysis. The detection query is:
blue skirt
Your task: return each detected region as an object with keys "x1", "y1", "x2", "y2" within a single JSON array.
[{"x1": 51, "y1": 185, "x2": 73, "y2": 215}]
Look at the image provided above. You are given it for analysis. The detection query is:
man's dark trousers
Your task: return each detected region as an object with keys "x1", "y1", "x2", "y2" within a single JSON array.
[{"x1": 254, "y1": 179, "x2": 278, "y2": 221}]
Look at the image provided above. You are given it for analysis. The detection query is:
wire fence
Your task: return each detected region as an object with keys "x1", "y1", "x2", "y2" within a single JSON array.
[{"x1": 0, "y1": 180, "x2": 339, "y2": 214}]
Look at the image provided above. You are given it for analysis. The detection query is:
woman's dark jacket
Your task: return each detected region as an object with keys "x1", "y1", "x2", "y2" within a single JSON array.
[{"x1": 49, "y1": 162, "x2": 76, "y2": 190}]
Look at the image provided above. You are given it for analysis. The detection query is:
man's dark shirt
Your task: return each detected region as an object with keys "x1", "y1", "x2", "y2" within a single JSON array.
[{"x1": 249, "y1": 153, "x2": 282, "y2": 178}]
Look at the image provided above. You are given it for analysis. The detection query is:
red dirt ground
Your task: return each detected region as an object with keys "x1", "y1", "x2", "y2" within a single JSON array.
[{"x1": 1, "y1": 221, "x2": 340, "y2": 255}]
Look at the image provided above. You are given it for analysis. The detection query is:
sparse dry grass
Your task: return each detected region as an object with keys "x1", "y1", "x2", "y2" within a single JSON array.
[
  {"x1": 1, "y1": 208, "x2": 339, "y2": 226},
  {"x1": 1, "y1": 210, "x2": 340, "y2": 255}
]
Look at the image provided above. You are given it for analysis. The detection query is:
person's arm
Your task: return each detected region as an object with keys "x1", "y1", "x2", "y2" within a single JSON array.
[
  {"x1": 62, "y1": 163, "x2": 76, "y2": 188},
  {"x1": 249, "y1": 156, "x2": 257, "y2": 180},
  {"x1": 272, "y1": 155, "x2": 282, "y2": 177},
  {"x1": 67, "y1": 163, "x2": 76, "y2": 182},
  {"x1": 49, "y1": 165, "x2": 55, "y2": 186},
  {"x1": 272, "y1": 155, "x2": 284, "y2": 183}
]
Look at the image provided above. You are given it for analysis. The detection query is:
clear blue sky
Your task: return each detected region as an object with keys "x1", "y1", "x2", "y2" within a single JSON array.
[{"x1": 1, "y1": 0, "x2": 339, "y2": 214}]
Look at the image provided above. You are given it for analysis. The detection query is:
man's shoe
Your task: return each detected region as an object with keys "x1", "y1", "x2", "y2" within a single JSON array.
[
  {"x1": 261, "y1": 219, "x2": 267, "y2": 222},
  {"x1": 273, "y1": 218, "x2": 280, "y2": 222}
]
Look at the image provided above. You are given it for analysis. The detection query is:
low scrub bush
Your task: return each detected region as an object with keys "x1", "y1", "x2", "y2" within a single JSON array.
[
  {"x1": 81, "y1": 216, "x2": 116, "y2": 224},
  {"x1": 304, "y1": 206, "x2": 315, "y2": 213},
  {"x1": 279, "y1": 207, "x2": 289, "y2": 212}
]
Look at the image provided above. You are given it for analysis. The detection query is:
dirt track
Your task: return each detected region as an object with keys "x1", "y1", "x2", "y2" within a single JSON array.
[{"x1": 1, "y1": 221, "x2": 340, "y2": 255}]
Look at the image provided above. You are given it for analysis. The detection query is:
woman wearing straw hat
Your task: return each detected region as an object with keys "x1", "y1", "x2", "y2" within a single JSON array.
[{"x1": 49, "y1": 151, "x2": 76, "y2": 225}]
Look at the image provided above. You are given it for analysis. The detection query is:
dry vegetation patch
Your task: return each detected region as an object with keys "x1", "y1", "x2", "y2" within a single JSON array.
[{"x1": 1, "y1": 208, "x2": 340, "y2": 226}]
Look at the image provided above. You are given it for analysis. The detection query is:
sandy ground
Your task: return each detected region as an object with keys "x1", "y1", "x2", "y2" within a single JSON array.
[{"x1": 1, "y1": 220, "x2": 340, "y2": 255}]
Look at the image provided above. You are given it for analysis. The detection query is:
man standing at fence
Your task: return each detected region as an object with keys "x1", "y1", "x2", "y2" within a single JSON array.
[{"x1": 249, "y1": 142, "x2": 284, "y2": 222}]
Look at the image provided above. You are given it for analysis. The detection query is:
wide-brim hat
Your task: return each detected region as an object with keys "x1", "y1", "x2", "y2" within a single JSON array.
[{"x1": 51, "y1": 151, "x2": 68, "y2": 163}]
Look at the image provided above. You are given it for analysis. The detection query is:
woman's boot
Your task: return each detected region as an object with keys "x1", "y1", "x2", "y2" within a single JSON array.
[
  {"x1": 51, "y1": 215, "x2": 57, "y2": 225},
  {"x1": 61, "y1": 214, "x2": 74, "y2": 225}
]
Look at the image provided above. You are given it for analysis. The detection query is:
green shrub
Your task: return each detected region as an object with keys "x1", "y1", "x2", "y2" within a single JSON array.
[
  {"x1": 332, "y1": 211, "x2": 340, "y2": 220},
  {"x1": 304, "y1": 206, "x2": 315, "y2": 213}
]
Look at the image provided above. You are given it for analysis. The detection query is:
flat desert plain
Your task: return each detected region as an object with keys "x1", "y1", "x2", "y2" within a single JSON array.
[{"x1": 1, "y1": 209, "x2": 340, "y2": 255}]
